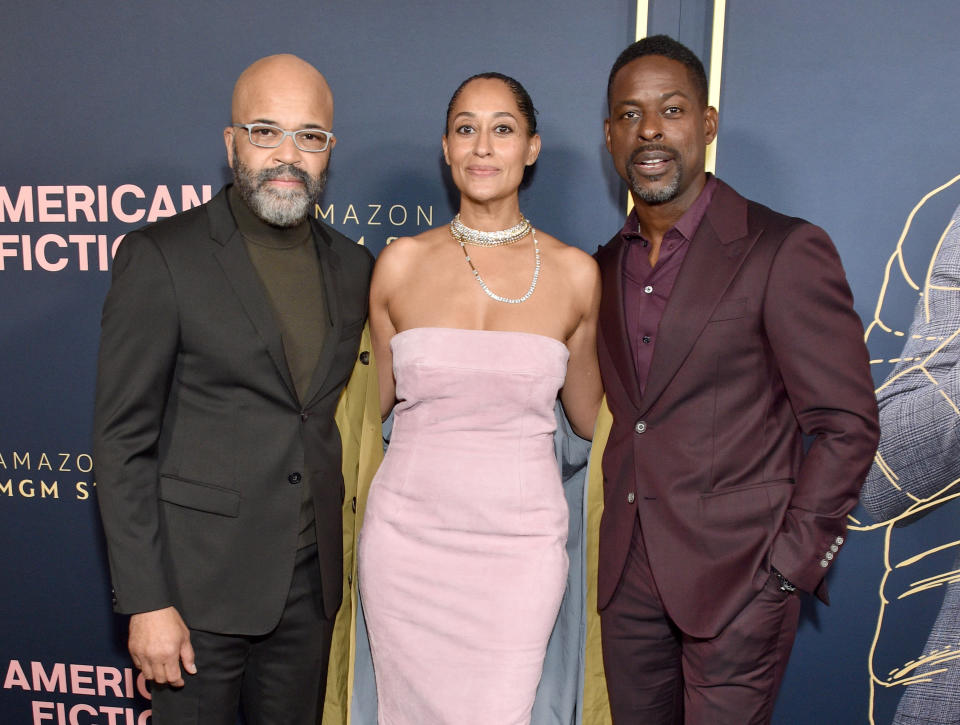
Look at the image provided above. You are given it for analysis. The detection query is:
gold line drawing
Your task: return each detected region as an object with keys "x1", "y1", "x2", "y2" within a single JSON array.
[{"x1": 854, "y1": 171, "x2": 960, "y2": 725}]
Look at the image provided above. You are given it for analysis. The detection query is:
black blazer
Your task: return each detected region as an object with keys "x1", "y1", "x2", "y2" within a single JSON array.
[{"x1": 93, "y1": 186, "x2": 373, "y2": 634}]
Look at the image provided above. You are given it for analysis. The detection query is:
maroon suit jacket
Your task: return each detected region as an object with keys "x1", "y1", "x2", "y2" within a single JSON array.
[{"x1": 596, "y1": 179, "x2": 879, "y2": 638}]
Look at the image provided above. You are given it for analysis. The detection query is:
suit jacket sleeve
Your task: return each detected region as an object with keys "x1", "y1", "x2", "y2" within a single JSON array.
[
  {"x1": 862, "y1": 214, "x2": 960, "y2": 522},
  {"x1": 763, "y1": 223, "x2": 879, "y2": 594},
  {"x1": 93, "y1": 231, "x2": 180, "y2": 614}
]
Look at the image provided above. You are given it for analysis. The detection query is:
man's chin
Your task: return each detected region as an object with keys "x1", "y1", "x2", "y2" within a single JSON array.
[
  {"x1": 251, "y1": 195, "x2": 312, "y2": 227},
  {"x1": 629, "y1": 177, "x2": 681, "y2": 206},
  {"x1": 258, "y1": 184, "x2": 308, "y2": 203}
]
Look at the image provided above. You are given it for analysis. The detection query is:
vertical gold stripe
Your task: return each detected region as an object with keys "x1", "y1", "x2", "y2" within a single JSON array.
[
  {"x1": 705, "y1": 0, "x2": 727, "y2": 173},
  {"x1": 627, "y1": 0, "x2": 650, "y2": 214},
  {"x1": 635, "y1": 0, "x2": 648, "y2": 40}
]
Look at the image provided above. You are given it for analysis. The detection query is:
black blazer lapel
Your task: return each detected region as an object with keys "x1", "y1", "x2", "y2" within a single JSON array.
[
  {"x1": 207, "y1": 191, "x2": 299, "y2": 402},
  {"x1": 639, "y1": 182, "x2": 755, "y2": 416},
  {"x1": 302, "y1": 221, "x2": 342, "y2": 407},
  {"x1": 597, "y1": 235, "x2": 643, "y2": 410}
]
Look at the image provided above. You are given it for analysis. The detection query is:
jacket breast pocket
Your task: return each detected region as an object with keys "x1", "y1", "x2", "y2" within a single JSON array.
[
  {"x1": 708, "y1": 297, "x2": 748, "y2": 322},
  {"x1": 158, "y1": 475, "x2": 241, "y2": 517}
]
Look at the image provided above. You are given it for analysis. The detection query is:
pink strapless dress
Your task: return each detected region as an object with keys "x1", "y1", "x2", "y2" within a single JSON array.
[{"x1": 358, "y1": 327, "x2": 570, "y2": 725}]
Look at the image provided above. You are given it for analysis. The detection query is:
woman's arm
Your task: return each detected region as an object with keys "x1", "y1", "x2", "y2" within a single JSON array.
[
  {"x1": 560, "y1": 252, "x2": 603, "y2": 439},
  {"x1": 368, "y1": 243, "x2": 404, "y2": 420}
]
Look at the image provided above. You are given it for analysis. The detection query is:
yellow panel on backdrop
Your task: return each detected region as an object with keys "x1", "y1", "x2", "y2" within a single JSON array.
[
  {"x1": 625, "y1": 1, "x2": 648, "y2": 216},
  {"x1": 705, "y1": 0, "x2": 726, "y2": 174},
  {"x1": 624, "y1": 0, "x2": 726, "y2": 214}
]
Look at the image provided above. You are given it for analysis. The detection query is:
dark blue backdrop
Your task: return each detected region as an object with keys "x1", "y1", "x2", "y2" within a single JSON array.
[{"x1": 2, "y1": 2, "x2": 957, "y2": 723}]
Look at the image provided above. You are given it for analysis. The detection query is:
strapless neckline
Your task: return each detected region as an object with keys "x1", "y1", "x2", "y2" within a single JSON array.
[{"x1": 392, "y1": 326, "x2": 568, "y2": 353}]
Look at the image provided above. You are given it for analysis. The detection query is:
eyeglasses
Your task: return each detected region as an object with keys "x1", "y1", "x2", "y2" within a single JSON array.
[{"x1": 233, "y1": 123, "x2": 334, "y2": 153}]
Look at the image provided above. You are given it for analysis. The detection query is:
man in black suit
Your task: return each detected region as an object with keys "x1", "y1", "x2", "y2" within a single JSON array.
[{"x1": 93, "y1": 54, "x2": 373, "y2": 724}]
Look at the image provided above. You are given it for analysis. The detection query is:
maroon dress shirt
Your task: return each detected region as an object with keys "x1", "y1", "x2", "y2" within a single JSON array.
[{"x1": 622, "y1": 175, "x2": 718, "y2": 392}]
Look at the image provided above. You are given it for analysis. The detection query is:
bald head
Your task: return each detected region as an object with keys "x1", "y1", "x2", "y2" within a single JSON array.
[{"x1": 231, "y1": 54, "x2": 334, "y2": 130}]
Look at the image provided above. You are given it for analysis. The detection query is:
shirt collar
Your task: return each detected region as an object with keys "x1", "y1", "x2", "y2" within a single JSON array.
[{"x1": 619, "y1": 173, "x2": 718, "y2": 244}]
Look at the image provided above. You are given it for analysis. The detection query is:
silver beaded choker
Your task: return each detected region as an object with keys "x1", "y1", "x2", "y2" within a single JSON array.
[
  {"x1": 449, "y1": 213, "x2": 531, "y2": 246},
  {"x1": 458, "y1": 228, "x2": 541, "y2": 304}
]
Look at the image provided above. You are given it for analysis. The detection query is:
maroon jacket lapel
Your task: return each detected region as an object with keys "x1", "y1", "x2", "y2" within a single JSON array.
[
  {"x1": 596, "y1": 235, "x2": 643, "y2": 410},
  {"x1": 638, "y1": 181, "x2": 754, "y2": 416}
]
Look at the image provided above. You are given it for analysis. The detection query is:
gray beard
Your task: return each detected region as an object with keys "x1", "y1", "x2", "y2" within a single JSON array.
[
  {"x1": 627, "y1": 164, "x2": 681, "y2": 205},
  {"x1": 231, "y1": 146, "x2": 327, "y2": 227}
]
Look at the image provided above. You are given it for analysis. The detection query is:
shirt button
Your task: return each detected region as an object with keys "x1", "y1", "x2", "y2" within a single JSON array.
[
  {"x1": 642, "y1": 335, "x2": 651, "y2": 344},
  {"x1": 643, "y1": 285, "x2": 654, "y2": 294},
  {"x1": 288, "y1": 472, "x2": 302, "y2": 484},
  {"x1": 634, "y1": 420, "x2": 647, "y2": 434},
  {"x1": 627, "y1": 492, "x2": 636, "y2": 504}
]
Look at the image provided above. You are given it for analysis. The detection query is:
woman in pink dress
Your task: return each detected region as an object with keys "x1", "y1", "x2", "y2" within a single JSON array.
[{"x1": 358, "y1": 72, "x2": 602, "y2": 725}]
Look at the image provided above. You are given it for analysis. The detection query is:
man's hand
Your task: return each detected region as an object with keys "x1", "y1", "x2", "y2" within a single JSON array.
[{"x1": 128, "y1": 606, "x2": 197, "y2": 687}]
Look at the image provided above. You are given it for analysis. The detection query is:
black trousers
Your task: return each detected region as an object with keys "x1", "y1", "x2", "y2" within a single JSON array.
[{"x1": 149, "y1": 544, "x2": 336, "y2": 725}]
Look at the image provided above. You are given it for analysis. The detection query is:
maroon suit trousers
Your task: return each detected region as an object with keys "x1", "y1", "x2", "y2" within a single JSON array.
[{"x1": 600, "y1": 518, "x2": 801, "y2": 725}]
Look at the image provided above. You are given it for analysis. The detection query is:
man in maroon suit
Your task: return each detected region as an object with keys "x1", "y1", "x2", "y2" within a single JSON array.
[{"x1": 595, "y1": 35, "x2": 879, "y2": 724}]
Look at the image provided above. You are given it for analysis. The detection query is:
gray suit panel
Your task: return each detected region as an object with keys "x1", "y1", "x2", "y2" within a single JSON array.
[{"x1": 862, "y1": 203, "x2": 960, "y2": 724}]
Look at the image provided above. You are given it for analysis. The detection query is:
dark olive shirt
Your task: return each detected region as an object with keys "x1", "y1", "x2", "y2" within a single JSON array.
[{"x1": 228, "y1": 185, "x2": 326, "y2": 548}]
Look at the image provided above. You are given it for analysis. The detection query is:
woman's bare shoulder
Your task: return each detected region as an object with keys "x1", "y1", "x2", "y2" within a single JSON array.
[
  {"x1": 373, "y1": 227, "x2": 449, "y2": 275},
  {"x1": 536, "y1": 230, "x2": 600, "y2": 285}
]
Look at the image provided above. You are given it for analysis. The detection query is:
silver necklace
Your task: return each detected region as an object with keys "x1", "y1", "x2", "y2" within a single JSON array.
[
  {"x1": 458, "y1": 228, "x2": 541, "y2": 304},
  {"x1": 450, "y1": 213, "x2": 531, "y2": 246}
]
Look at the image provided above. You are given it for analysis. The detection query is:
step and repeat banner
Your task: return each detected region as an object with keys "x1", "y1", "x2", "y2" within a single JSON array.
[{"x1": 1, "y1": 2, "x2": 957, "y2": 723}]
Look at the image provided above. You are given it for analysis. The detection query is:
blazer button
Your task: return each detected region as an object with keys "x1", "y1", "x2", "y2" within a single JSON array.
[
  {"x1": 627, "y1": 492, "x2": 636, "y2": 504},
  {"x1": 288, "y1": 472, "x2": 302, "y2": 484},
  {"x1": 634, "y1": 420, "x2": 647, "y2": 434},
  {"x1": 820, "y1": 559, "x2": 829, "y2": 568},
  {"x1": 835, "y1": 536, "x2": 844, "y2": 546},
  {"x1": 359, "y1": 351, "x2": 370, "y2": 365},
  {"x1": 300, "y1": 411, "x2": 310, "y2": 422}
]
